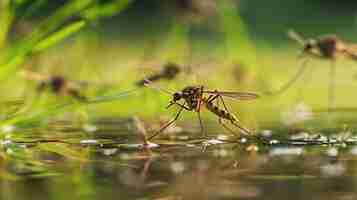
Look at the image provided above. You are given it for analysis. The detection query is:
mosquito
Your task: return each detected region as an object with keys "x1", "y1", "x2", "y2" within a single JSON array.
[
  {"x1": 136, "y1": 63, "x2": 181, "y2": 87},
  {"x1": 271, "y1": 30, "x2": 357, "y2": 111},
  {"x1": 144, "y1": 80, "x2": 259, "y2": 140},
  {"x1": 21, "y1": 70, "x2": 88, "y2": 101}
]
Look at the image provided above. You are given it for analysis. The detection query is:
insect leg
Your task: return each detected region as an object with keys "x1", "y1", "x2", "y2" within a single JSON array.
[
  {"x1": 147, "y1": 105, "x2": 185, "y2": 140},
  {"x1": 218, "y1": 95, "x2": 251, "y2": 135},
  {"x1": 196, "y1": 88, "x2": 206, "y2": 137},
  {"x1": 218, "y1": 117, "x2": 240, "y2": 137},
  {"x1": 268, "y1": 58, "x2": 309, "y2": 96},
  {"x1": 213, "y1": 96, "x2": 241, "y2": 137},
  {"x1": 207, "y1": 94, "x2": 220, "y2": 103},
  {"x1": 197, "y1": 111, "x2": 205, "y2": 137},
  {"x1": 328, "y1": 60, "x2": 336, "y2": 112}
]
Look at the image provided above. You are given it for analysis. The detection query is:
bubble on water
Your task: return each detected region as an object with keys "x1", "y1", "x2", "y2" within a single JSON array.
[
  {"x1": 171, "y1": 161, "x2": 185, "y2": 174},
  {"x1": 145, "y1": 142, "x2": 159, "y2": 148},
  {"x1": 80, "y1": 139, "x2": 98, "y2": 145},
  {"x1": 290, "y1": 132, "x2": 310, "y2": 140},
  {"x1": 346, "y1": 137, "x2": 357, "y2": 143},
  {"x1": 204, "y1": 139, "x2": 224, "y2": 145},
  {"x1": 216, "y1": 134, "x2": 229, "y2": 140},
  {"x1": 260, "y1": 130, "x2": 272, "y2": 138},
  {"x1": 177, "y1": 135, "x2": 189, "y2": 140},
  {"x1": 240, "y1": 137, "x2": 247, "y2": 144},
  {"x1": 103, "y1": 148, "x2": 118, "y2": 156},
  {"x1": 269, "y1": 147, "x2": 304, "y2": 156},
  {"x1": 126, "y1": 142, "x2": 159, "y2": 150},
  {"x1": 269, "y1": 139, "x2": 280, "y2": 145}
]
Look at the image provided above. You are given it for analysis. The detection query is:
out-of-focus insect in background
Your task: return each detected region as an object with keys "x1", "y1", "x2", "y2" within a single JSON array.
[{"x1": 1, "y1": 1, "x2": 357, "y2": 200}]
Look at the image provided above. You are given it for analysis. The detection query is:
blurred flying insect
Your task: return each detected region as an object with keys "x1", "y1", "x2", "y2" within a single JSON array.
[
  {"x1": 136, "y1": 63, "x2": 181, "y2": 87},
  {"x1": 271, "y1": 30, "x2": 357, "y2": 111},
  {"x1": 21, "y1": 70, "x2": 88, "y2": 101},
  {"x1": 144, "y1": 80, "x2": 259, "y2": 140}
]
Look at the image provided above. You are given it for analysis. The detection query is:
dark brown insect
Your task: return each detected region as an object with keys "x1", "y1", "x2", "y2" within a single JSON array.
[
  {"x1": 170, "y1": 0, "x2": 217, "y2": 20},
  {"x1": 270, "y1": 30, "x2": 357, "y2": 111},
  {"x1": 288, "y1": 30, "x2": 357, "y2": 60},
  {"x1": 21, "y1": 70, "x2": 87, "y2": 101},
  {"x1": 136, "y1": 63, "x2": 181, "y2": 87},
  {"x1": 144, "y1": 80, "x2": 259, "y2": 140}
]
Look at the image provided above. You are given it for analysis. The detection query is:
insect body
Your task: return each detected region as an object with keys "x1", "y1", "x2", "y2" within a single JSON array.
[
  {"x1": 136, "y1": 63, "x2": 181, "y2": 87},
  {"x1": 270, "y1": 30, "x2": 357, "y2": 111},
  {"x1": 291, "y1": 31, "x2": 357, "y2": 60},
  {"x1": 145, "y1": 81, "x2": 258, "y2": 140},
  {"x1": 22, "y1": 70, "x2": 87, "y2": 101}
]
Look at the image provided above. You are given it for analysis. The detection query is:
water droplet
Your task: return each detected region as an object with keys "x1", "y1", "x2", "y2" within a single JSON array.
[{"x1": 269, "y1": 147, "x2": 304, "y2": 156}]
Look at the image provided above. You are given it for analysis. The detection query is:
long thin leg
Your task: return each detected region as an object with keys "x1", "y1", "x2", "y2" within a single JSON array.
[
  {"x1": 218, "y1": 118, "x2": 240, "y2": 137},
  {"x1": 218, "y1": 95, "x2": 230, "y2": 115},
  {"x1": 148, "y1": 106, "x2": 184, "y2": 140},
  {"x1": 230, "y1": 120, "x2": 251, "y2": 136},
  {"x1": 213, "y1": 96, "x2": 241, "y2": 137},
  {"x1": 207, "y1": 94, "x2": 220, "y2": 103},
  {"x1": 296, "y1": 64, "x2": 314, "y2": 102},
  {"x1": 328, "y1": 60, "x2": 336, "y2": 112},
  {"x1": 218, "y1": 95, "x2": 251, "y2": 135},
  {"x1": 269, "y1": 59, "x2": 309, "y2": 95},
  {"x1": 196, "y1": 87, "x2": 206, "y2": 137},
  {"x1": 197, "y1": 111, "x2": 205, "y2": 137}
]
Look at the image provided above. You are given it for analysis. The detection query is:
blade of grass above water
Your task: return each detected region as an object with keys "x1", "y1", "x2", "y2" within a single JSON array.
[{"x1": 0, "y1": 89, "x2": 136, "y2": 128}]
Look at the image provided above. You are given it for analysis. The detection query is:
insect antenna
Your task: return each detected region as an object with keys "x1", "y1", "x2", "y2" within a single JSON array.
[
  {"x1": 20, "y1": 69, "x2": 49, "y2": 82},
  {"x1": 288, "y1": 29, "x2": 306, "y2": 46},
  {"x1": 143, "y1": 79, "x2": 174, "y2": 95}
]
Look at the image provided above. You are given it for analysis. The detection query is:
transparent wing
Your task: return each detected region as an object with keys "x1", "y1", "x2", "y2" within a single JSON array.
[
  {"x1": 20, "y1": 70, "x2": 49, "y2": 81},
  {"x1": 203, "y1": 90, "x2": 259, "y2": 100},
  {"x1": 287, "y1": 29, "x2": 306, "y2": 46}
]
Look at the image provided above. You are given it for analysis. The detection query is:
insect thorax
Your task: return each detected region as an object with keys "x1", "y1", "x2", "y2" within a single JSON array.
[
  {"x1": 50, "y1": 76, "x2": 66, "y2": 93},
  {"x1": 181, "y1": 86, "x2": 203, "y2": 110},
  {"x1": 317, "y1": 36, "x2": 338, "y2": 58}
]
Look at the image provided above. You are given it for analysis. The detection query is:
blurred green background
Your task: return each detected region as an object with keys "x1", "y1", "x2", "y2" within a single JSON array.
[
  {"x1": 2, "y1": 1, "x2": 357, "y2": 200},
  {"x1": 2, "y1": 0, "x2": 357, "y2": 132}
]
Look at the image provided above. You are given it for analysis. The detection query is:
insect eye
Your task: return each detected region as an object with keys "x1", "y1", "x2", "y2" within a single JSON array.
[
  {"x1": 173, "y1": 93, "x2": 181, "y2": 101},
  {"x1": 304, "y1": 39, "x2": 315, "y2": 50}
]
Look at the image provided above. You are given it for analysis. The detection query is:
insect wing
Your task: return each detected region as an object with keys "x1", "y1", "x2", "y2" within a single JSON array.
[{"x1": 203, "y1": 91, "x2": 259, "y2": 100}]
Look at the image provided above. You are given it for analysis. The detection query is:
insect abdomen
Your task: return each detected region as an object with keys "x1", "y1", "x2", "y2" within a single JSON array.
[{"x1": 205, "y1": 102, "x2": 237, "y2": 121}]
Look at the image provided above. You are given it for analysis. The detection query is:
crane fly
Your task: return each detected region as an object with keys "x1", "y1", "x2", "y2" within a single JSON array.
[
  {"x1": 271, "y1": 30, "x2": 357, "y2": 111},
  {"x1": 136, "y1": 63, "x2": 181, "y2": 87},
  {"x1": 144, "y1": 80, "x2": 259, "y2": 140},
  {"x1": 21, "y1": 70, "x2": 88, "y2": 101}
]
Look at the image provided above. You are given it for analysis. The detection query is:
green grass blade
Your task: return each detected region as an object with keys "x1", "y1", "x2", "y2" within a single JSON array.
[{"x1": 32, "y1": 20, "x2": 87, "y2": 53}]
